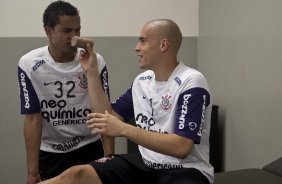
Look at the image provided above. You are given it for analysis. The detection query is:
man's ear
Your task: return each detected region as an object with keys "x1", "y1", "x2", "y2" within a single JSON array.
[
  {"x1": 44, "y1": 26, "x2": 52, "y2": 37},
  {"x1": 160, "y1": 39, "x2": 169, "y2": 52}
]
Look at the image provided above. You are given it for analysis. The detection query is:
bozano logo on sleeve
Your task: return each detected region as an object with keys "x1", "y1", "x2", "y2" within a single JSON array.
[
  {"x1": 179, "y1": 94, "x2": 191, "y2": 129},
  {"x1": 20, "y1": 72, "x2": 30, "y2": 109}
]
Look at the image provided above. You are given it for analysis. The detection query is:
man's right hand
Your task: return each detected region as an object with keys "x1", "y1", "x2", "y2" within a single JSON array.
[{"x1": 79, "y1": 43, "x2": 98, "y2": 74}]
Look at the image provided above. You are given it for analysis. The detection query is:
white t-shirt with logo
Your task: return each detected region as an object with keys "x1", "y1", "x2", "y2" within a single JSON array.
[
  {"x1": 18, "y1": 46, "x2": 109, "y2": 153},
  {"x1": 112, "y1": 61, "x2": 214, "y2": 183}
]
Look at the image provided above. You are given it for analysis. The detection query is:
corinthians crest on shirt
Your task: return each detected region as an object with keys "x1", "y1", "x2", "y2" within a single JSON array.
[
  {"x1": 160, "y1": 91, "x2": 173, "y2": 111},
  {"x1": 78, "y1": 73, "x2": 88, "y2": 89}
]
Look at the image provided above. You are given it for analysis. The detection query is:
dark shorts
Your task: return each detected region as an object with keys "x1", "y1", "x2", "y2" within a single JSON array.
[
  {"x1": 89, "y1": 153, "x2": 210, "y2": 184},
  {"x1": 40, "y1": 140, "x2": 103, "y2": 180}
]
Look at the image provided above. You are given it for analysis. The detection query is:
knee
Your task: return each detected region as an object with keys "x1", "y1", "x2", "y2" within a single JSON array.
[{"x1": 59, "y1": 165, "x2": 89, "y2": 181}]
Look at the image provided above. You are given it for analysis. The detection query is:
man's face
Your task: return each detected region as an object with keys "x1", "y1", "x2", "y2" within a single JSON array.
[
  {"x1": 46, "y1": 15, "x2": 81, "y2": 55},
  {"x1": 135, "y1": 24, "x2": 161, "y2": 70}
]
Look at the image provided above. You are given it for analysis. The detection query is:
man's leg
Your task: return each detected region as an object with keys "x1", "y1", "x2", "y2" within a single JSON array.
[
  {"x1": 39, "y1": 164, "x2": 102, "y2": 184},
  {"x1": 158, "y1": 168, "x2": 210, "y2": 184}
]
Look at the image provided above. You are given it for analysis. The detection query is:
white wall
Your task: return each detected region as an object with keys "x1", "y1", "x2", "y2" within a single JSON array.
[
  {"x1": 0, "y1": 0, "x2": 198, "y2": 37},
  {"x1": 3, "y1": 0, "x2": 281, "y2": 181},
  {"x1": 198, "y1": 0, "x2": 282, "y2": 171}
]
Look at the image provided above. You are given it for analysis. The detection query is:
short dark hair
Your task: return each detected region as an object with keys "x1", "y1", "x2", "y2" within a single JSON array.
[{"x1": 43, "y1": 0, "x2": 79, "y2": 28}]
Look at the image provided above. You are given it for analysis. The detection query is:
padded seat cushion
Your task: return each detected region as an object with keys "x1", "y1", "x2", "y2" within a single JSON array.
[
  {"x1": 215, "y1": 168, "x2": 282, "y2": 184},
  {"x1": 263, "y1": 157, "x2": 282, "y2": 177}
]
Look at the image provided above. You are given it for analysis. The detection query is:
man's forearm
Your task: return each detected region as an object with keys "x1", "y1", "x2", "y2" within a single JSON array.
[
  {"x1": 24, "y1": 114, "x2": 42, "y2": 176},
  {"x1": 82, "y1": 46, "x2": 115, "y2": 155},
  {"x1": 87, "y1": 71, "x2": 114, "y2": 155},
  {"x1": 86, "y1": 69, "x2": 111, "y2": 113},
  {"x1": 101, "y1": 135, "x2": 115, "y2": 156}
]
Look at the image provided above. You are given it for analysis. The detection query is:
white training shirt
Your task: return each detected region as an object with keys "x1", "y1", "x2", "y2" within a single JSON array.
[
  {"x1": 18, "y1": 46, "x2": 109, "y2": 153},
  {"x1": 112, "y1": 61, "x2": 214, "y2": 183}
]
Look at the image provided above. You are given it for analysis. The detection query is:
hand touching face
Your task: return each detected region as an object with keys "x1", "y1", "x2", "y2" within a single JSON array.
[{"x1": 79, "y1": 43, "x2": 98, "y2": 73}]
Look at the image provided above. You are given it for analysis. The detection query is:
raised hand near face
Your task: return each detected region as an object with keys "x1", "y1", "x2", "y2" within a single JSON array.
[{"x1": 79, "y1": 43, "x2": 98, "y2": 74}]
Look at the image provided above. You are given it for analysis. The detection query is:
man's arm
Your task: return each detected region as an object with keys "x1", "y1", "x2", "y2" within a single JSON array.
[
  {"x1": 122, "y1": 123, "x2": 194, "y2": 159},
  {"x1": 79, "y1": 45, "x2": 114, "y2": 155},
  {"x1": 88, "y1": 111, "x2": 194, "y2": 159},
  {"x1": 80, "y1": 44, "x2": 193, "y2": 158},
  {"x1": 24, "y1": 113, "x2": 42, "y2": 184}
]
